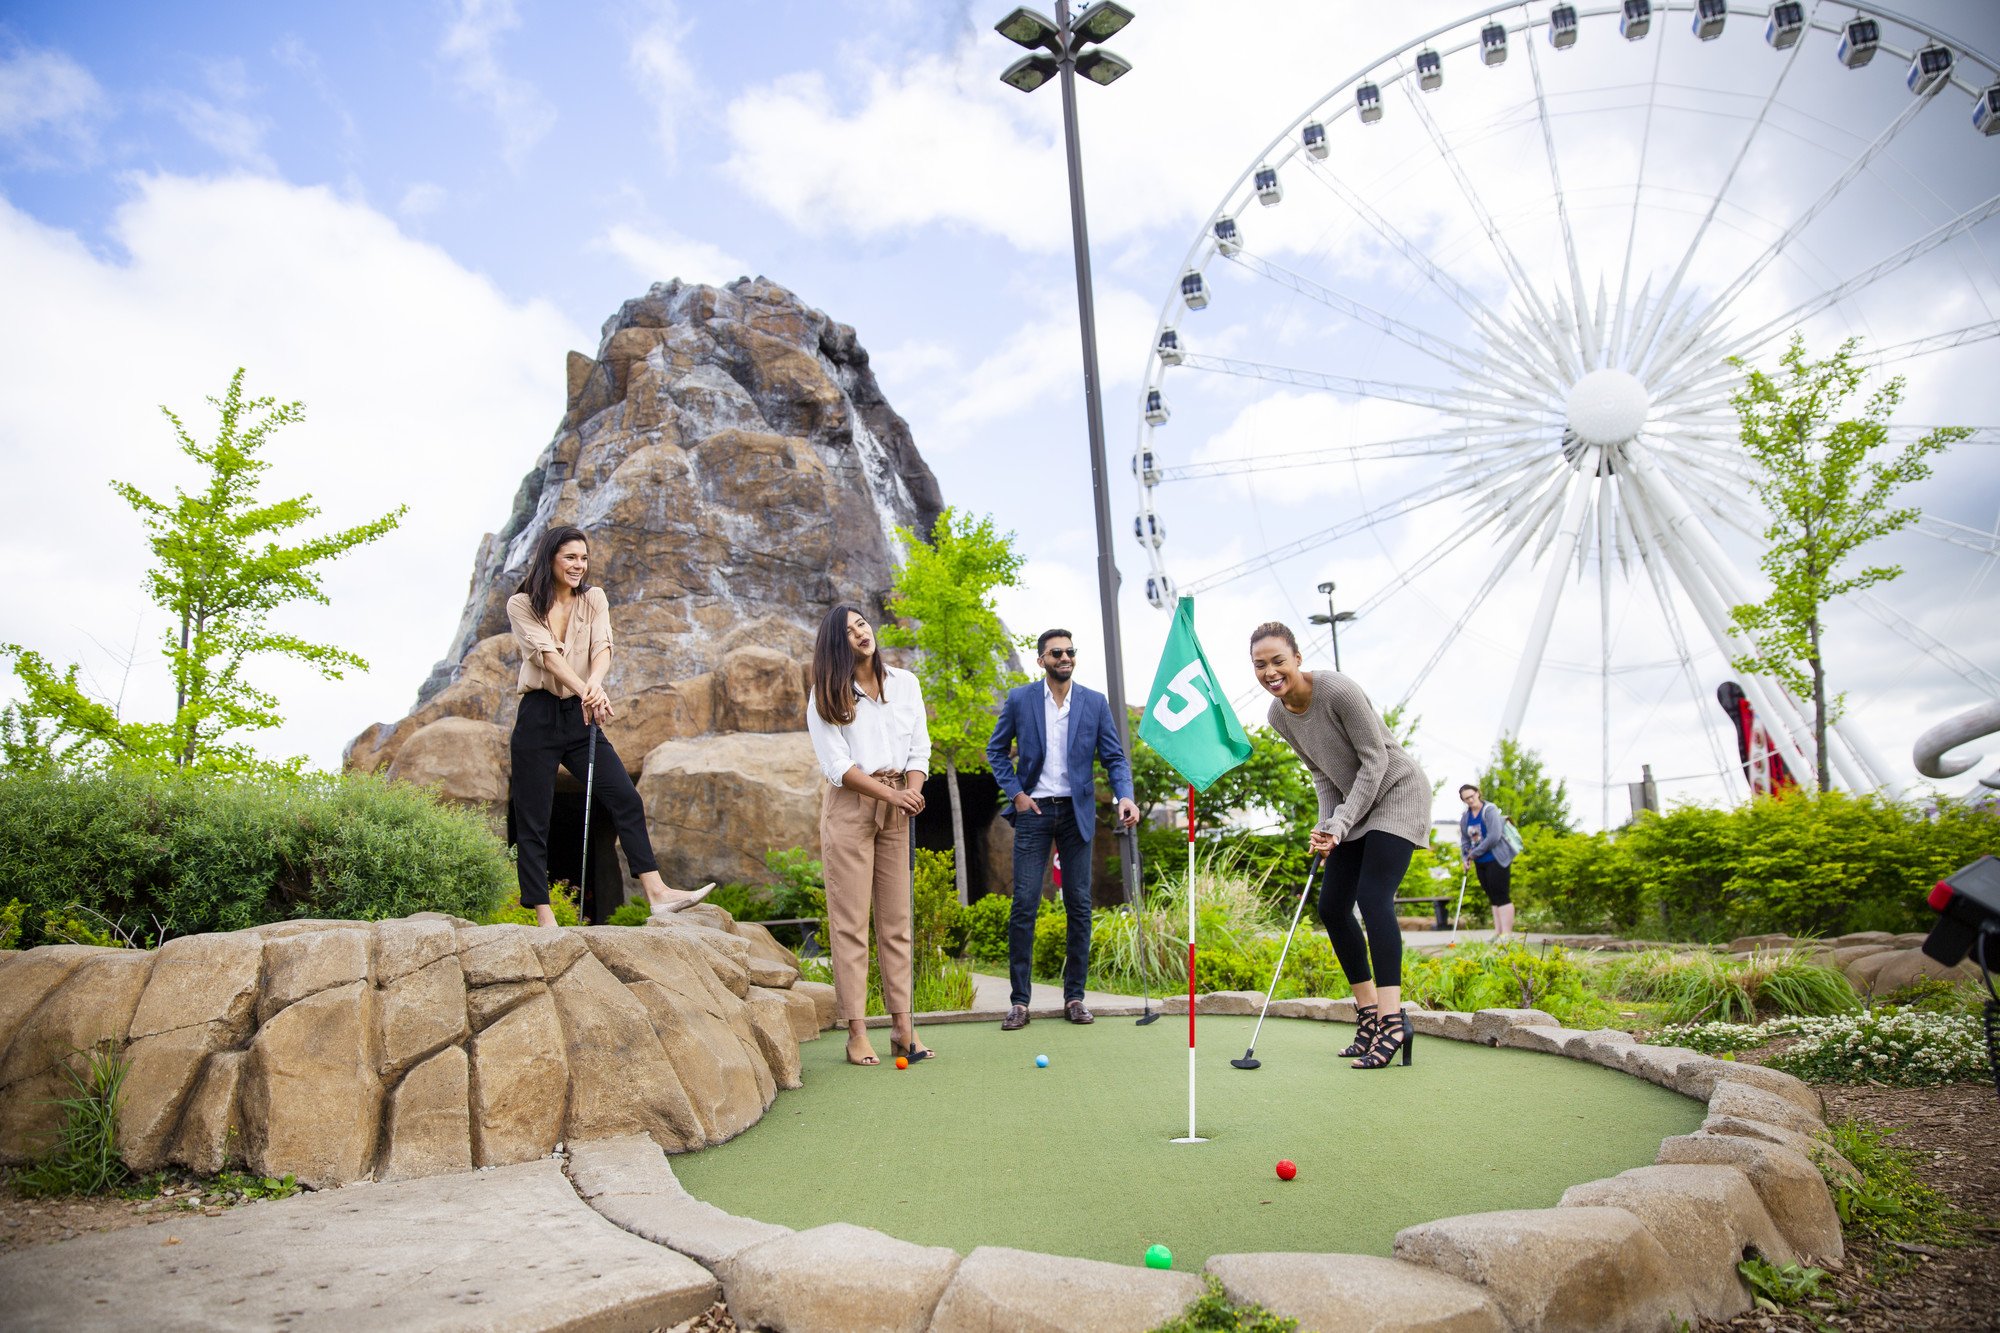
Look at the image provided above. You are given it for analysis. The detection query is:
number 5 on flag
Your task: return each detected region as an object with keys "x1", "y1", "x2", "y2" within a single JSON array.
[{"x1": 1149, "y1": 662, "x2": 1212, "y2": 733}]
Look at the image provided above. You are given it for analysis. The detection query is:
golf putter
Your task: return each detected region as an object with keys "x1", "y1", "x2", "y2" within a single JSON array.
[
  {"x1": 1451, "y1": 867, "x2": 1469, "y2": 936},
  {"x1": 579, "y1": 718, "x2": 598, "y2": 914},
  {"x1": 1232, "y1": 852, "x2": 1325, "y2": 1070},
  {"x1": 1129, "y1": 828, "x2": 1160, "y2": 1026}
]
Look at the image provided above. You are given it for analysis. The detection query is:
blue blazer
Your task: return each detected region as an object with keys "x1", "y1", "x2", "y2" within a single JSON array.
[{"x1": 986, "y1": 681, "x2": 1134, "y2": 846}]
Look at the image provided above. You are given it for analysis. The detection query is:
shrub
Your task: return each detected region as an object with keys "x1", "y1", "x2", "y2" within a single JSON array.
[
  {"x1": 0, "y1": 770, "x2": 512, "y2": 946},
  {"x1": 709, "y1": 883, "x2": 777, "y2": 921},
  {"x1": 963, "y1": 891, "x2": 1016, "y2": 963},
  {"x1": 912, "y1": 849, "x2": 966, "y2": 961},
  {"x1": 1403, "y1": 942, "x2": 1611, "y2": 1026},
  {"x1": 0, "y1": 897, "x2": 21, "y2": 949},
  {"x1": 605, "y1": 900, "x2": 652, "y2": 927},
  {"x1": 483, "y1": 880, "x2": 579, "y2": 927},
  {"x1": 1149, "y1": 1275, "x2": 1298, "y2": 1333},
  {"x1": 763, "y1": 847, "x2": 826, "y2": 921}
]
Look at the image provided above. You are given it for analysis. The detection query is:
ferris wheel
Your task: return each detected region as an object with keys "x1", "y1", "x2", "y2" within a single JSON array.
[{"x1": 1133, "y1": 0, "x2": 2000, "y2": 817}]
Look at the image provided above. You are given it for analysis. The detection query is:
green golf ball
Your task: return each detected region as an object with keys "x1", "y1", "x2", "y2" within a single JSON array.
[{"x1": 1144, "y1": 1243, "x2": 1173, "y2": 1270}]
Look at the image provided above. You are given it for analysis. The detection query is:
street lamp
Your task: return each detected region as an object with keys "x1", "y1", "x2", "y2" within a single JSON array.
[
  {"x1": 996, "y1": 1, "x2": 1141, "y2": 906},
  {"x1": 1308, "y1": 580, "x2": 1357, "y2": 673}
]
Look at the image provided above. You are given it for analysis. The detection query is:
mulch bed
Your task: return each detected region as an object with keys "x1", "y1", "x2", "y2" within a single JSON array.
[{"x1": 1703, "y1": 1080, "x2": 2000, "y2": 1333}]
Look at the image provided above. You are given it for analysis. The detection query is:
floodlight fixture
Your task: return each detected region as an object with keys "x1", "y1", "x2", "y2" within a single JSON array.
[
  {"x1": 1074, "y1": 48, "x2": 1132, "y2": 86},
  {"x1": 1000, "y1": 53, "x2": 1062, "y2": 92},
  {"x1": 1073, "y1": 1, "x2": 1135, "y2": 44},
  {"x1": 995, "y1": 6, "x2": 1062, "y2": 50}
]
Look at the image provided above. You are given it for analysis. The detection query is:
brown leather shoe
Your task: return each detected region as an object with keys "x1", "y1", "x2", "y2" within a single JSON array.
[
  {"x1": 1065, "y1": 1000, "x2": 1095, "y2": 1025},
  {"x1": 1001, "y1": 1004, "x2": 1029, "y2": 1031}
]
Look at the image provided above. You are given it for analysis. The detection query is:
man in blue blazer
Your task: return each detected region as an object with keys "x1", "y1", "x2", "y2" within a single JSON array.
[{"x1": 986, "y1": 628, "x2": 1139, "y2": 1029}]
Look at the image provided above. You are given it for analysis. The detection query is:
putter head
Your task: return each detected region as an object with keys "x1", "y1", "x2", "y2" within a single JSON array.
[
  {"x1": 1230, "y1": 1052, "x2": 1261, "y2": 1069},
  {"x1": 1135, "y1": 1013, "x2": 1160, "y2": 1026}
]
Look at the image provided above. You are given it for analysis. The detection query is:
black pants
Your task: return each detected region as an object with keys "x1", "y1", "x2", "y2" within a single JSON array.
[
  {"x1": 510, "y1": 690, "x2": 657, "y2": 908},
  {"x1": 1474, "y1": 858, "x2": 1512, "y2": 907},
  {"x1": 1317, "y1": 831, "x2": 1417, "y2": 988}
]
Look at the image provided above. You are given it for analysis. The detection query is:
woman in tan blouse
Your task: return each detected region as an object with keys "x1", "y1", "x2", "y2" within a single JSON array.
[{"x1": 507, "y1": 525, "x2": 711, "y2": 927}]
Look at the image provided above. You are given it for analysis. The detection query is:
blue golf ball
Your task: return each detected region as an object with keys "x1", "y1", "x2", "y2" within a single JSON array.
[{"x1": 1035, "y1": 1054, "x2": 1049, "y2": 1068}]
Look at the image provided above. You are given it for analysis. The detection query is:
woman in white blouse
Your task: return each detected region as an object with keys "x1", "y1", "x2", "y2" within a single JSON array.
[{"x1": 805, "y1": 604, "x2": 934, "y2": 1067}]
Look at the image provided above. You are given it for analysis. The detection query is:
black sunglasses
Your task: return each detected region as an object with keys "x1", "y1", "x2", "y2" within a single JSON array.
[{"x1": 1045, "y1": 647, "x2": 1078, "y2": 658}]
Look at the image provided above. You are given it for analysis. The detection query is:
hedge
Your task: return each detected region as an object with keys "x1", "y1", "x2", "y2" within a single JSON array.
[{"x1": 0, "y1": 769, "x2": 514, "y2": 947}]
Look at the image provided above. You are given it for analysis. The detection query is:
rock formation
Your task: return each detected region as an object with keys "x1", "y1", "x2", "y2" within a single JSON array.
[
  {"x1": 0, "y1": 908, "x2": 833, "y2": 1189},
  {"x1": 345, "y1": 278, "x2": 945, "y2": 890}
]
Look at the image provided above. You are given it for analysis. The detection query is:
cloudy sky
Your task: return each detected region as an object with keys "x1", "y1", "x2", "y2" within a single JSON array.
[{"x1": 3, "y1": 0, "x2": 1997, "y2": 827}]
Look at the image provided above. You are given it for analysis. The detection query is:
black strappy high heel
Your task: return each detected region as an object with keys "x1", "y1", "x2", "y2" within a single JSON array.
[
  {"x1": 1351, "y1": 1010, "x2": 1413, "y2": 1069},
  {"x1": 1339, "y1": 1004, "x2": 1379, "y2": 1059}
]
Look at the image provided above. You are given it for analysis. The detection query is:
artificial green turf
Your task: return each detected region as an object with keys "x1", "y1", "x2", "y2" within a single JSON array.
[{"x1": 667, "y1": 1016, "x2": 1705, "y2": 1270}]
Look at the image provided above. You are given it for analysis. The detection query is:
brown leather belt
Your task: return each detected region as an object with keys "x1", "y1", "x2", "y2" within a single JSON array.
[{"x1": 873, "y1": 769, "x2": 906, "y2": 789}]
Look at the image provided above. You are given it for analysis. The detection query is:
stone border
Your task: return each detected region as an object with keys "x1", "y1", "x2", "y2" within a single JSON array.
[{"x1": 568, "y1": 994, "x2": 1850, "y2": 1332}]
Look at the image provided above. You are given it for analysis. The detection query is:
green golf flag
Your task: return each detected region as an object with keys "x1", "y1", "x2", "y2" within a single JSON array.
[{"x1": 1140, "y1": 596, "x2": 1252, "y2": 792}]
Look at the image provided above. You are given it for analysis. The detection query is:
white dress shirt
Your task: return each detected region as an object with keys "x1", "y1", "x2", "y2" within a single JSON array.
[
  {"x1": 1029, "y1": 682, "x2": 1072, "y2": 800},
  {"x1": 806, "y1": 666, "x2": 932, "y2": 786}
]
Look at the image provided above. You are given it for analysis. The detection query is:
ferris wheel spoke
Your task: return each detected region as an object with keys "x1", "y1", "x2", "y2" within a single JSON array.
[
  {"x1": 1221, "y1": 251, "x2": 1491, "y2": 379},
  {"x1": 1350, "y1": 505, "x2": 1506, "y2": 619},
  {"x1": 1610, "y1": 19, "x2": 1671, "y2": 370},
  {"x1": 1183, "y1": 472, "x2": 1491, "y2": 594},
  {"x1": 1860, "y1": 319, "x2": 2000, "y2": 366},
  {"x1": 1401, "y1": 82, "x2": 1575, "y2": 376},
  {"x1": 1294, "y1": 160, "x2": 1564, "y2": 388},
  {"x1": 1851, "y1": 590, "x2": 2000, "y2": 697},
  {"x1": 1154, "y1": 427, "x2": 1531, "y2": 483},
  {"x1": 1500, "y1": 455, "x2": 1600, "y2": 738},
  {"x1": 1625, "y1": 20, "x2": 1816, "y2": 371},
  {"x1": 1658, "y1": 192, "x2": 2000, "y2": 394},
  {"x1": 1174, "y1": 353, "x2": 1525, "y2": 416},
  {"x1": 1913, "y1": 512, "x2": 2000, "y2": 558},
  {"x1": 1523, "y1": 21, "x2": 1596, "y2": 369}
]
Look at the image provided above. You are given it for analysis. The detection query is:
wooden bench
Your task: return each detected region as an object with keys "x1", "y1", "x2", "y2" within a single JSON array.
[{"x1": 1394, "y1": 896, "x2": 1452, "y2": 930}]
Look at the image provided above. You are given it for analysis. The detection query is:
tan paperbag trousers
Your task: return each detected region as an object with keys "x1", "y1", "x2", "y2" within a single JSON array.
[{"x1": 820, "y1": 777, "x2": 914, "y2": 1022}]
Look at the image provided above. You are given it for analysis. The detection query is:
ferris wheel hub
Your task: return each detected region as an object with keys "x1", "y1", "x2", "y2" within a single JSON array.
[{"x1": 1565, "y1": 369, "x2": 1651, "y2": 447}]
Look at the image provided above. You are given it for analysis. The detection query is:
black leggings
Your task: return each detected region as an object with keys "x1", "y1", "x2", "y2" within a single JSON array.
[
  {"x1": 1474, "y1": 858, "x2": 1512, "y2": 907},
  {"x1": 510, "y1": 690, "x2": 658, "y2": 907},
  {"x1": 1317, "y1": 831, "x2": 1417, "y2": 989}
]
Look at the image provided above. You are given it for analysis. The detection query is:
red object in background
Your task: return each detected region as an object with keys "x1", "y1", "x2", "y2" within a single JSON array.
[
  {"x1": 1052, "y1": 850, "x2": 1061, "y2": 890},
  {"x1": 1717, "y1": 682, "x2": 1796, "y2": 796},
  {"x1": 1276, "y1": 1159, "x2": 1297, "y2": 1181}
]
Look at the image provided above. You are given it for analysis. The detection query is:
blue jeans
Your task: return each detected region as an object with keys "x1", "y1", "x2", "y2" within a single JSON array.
[{"x1": 1008, "y1": 799, "x2": 1093, "y2": 1006}]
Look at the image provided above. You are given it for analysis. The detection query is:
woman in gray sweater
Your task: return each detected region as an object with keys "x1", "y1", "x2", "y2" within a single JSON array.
[{"x1": 1253, "y1": 622, "x2": 1432, "y2": 1069}]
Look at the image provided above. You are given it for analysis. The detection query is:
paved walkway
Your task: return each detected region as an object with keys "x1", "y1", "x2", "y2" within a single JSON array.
[{"x1": 0, "y1": 1160, "x2": 718, "y2": 1332}]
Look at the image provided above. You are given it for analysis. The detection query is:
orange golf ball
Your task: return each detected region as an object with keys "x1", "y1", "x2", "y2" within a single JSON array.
[{"x1": 895, "y1": 1056, "x2": 908, "y2": 1070}]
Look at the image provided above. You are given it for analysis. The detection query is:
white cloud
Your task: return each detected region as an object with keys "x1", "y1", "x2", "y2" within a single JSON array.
[
  {"x1": 0, "y1": 174, "x2": 588, "y2": 771},
  {"x1": 159, "y1": 60, "x2": 274, "y2": 172},
  {"x1": 439, "y1": 0, "x2": 555, "y2": 168},
  {"x1": 595, "y1": 221, "x2": 750, "y2": 287},
  {"x1": 627, "y1": 0, "x2": 702, "y2": 166},
  {"x1": 0, "y1": 40, "x2": 107, "y2": 167},
  {"x1": 398, "y1": 181, "x2": 447, "y2": 217}
]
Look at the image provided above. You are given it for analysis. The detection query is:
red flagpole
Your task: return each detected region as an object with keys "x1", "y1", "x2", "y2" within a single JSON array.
[{"x1": 1186, "y1": 783, "x2": 1196, "y2": 1049}]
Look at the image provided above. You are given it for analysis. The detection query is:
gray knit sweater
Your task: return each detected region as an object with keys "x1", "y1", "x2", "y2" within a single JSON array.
[{"x1": 1267, "y1": 671, "x2": 1433, "y2": 847}]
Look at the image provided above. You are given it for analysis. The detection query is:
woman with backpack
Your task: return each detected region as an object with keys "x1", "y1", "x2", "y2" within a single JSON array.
[{"x1": 1457, "y1": 783, "x2": 1517, "y2": 940}]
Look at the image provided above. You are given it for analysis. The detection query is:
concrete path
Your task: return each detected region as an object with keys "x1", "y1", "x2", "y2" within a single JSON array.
[{"x1": 0, "y1": 1161, "x2": 717, "y2": 1332}]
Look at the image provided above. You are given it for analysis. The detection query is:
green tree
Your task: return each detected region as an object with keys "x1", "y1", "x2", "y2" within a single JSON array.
[
  {"x1": 1727, "y1": 335, "x2": 1965, "y2": 791},
  {"x1": 3, "y1": 369, "x2": 405, "y2": 775},
  {"x1": 880, "y1": 508, "x2": 1028, "y2": 903},
  {"x1": 1476, "y1": 737, "x2": 1573, "y2": 832}
]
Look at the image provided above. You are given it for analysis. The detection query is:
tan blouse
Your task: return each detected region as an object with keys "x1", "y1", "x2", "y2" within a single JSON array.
[{"x1": 507, "y1": 586, "x2": 612, "y2": 697}]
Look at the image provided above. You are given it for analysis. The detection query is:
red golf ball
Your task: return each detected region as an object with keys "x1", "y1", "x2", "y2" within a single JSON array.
[{"x1": 1275, "y1": 1159, "x2": 1297, "y2": 1181}]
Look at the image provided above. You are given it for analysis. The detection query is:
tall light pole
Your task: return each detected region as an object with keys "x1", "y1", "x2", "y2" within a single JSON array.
[
  {"x1": 1309, "y1": 580, "x2": 1357, "y2": 674},
  {"x1": 996, "y1": 2, "x2": 1141, "y2": 904}
]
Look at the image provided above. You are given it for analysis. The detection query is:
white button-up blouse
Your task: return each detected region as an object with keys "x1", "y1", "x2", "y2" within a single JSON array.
[{"x1": 805, "y1": 666, "x2": 932, "y2": 787}]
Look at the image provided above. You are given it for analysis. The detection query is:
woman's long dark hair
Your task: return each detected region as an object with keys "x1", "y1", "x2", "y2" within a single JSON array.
[
  {"x1": 812, "y1": 603, "x2": 886, "y2": 727},
  {"x1": 520, "y1": 525, "x2": 592, "y2": 623}
]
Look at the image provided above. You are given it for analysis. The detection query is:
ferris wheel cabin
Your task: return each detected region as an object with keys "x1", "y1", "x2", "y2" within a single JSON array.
[
  {"x1": 1838, "y1": 18, "x2": 1880, "y2": 69},
  {"x1": 1765, "y1": 2, "x2": 1804, "y2": 49},
  {"x1": 1691, "y1": 0, "x2": 1726, "y2": 41},
  {"x1": 1133, "y1": 514, "x2": 1166, "y2": 548},
  {"x1": 1620, "y1": 0, "x2": 1652, "y2": 41},
  {"x1": 1908, "y1": 44, "x2": 1954, "y2": 96},
  {"x1": 1213, "y1": 216, "x2": 1241, "y2": 255},
  {"x1": 1145, "y1": 575, "x2": 1176, "y2": 611},
  {"x1": 1133, "y1": 448, "x2": 1162, "y2": 486},
  {"x1": 1144, "y1": 389, "x2": 1170, "y2": 426},
  {"x1": 1417, "y1": 48, "x2": 1443, "y2": 91},
  {"x1": 1301, "y1": 119, "x2": 1327, "y2": 159},
  {"x1": 1480, "y1": 22, "x2": 1508, "y2": 65},
  {"x1": 1255, "y1": 165, "x2": 1283, "y2": 206},
  {"x1": 1977, "y1": 84, "x2": 2000, "y2": 136},
  {"x1": 1549, "y1": 5, "x2": 1579, "y2": 49},
  {"x1": 1179, "y1": 271, "x2": 1208, "y2": 310},
  {"x1": 1155, "y1": 328, "x2": 1183, "y2": 366},
  {"x1": 1357, "y1": 81, "x2": 1382, "y2": 123}
]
